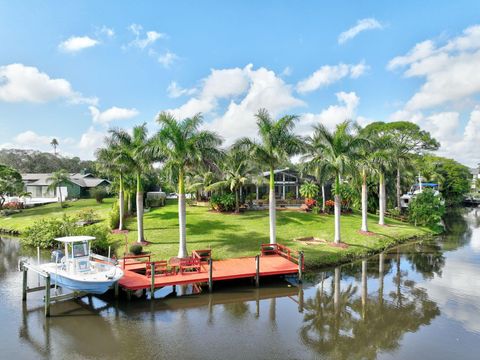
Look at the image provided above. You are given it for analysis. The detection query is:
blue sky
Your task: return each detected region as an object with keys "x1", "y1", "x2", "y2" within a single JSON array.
[{"x1": 1, "y1": 0, "x2": 480, "y2": 166}]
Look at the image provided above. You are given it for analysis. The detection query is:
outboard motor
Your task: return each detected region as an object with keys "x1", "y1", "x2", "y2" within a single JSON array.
[{"x1": 51, "y1": 249, "x2": 64, "y2": 263}]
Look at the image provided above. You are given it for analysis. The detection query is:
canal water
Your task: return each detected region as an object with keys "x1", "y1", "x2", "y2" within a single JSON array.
[{"x1": 1, "y1": 208, "x2": 480, "y2": 359}]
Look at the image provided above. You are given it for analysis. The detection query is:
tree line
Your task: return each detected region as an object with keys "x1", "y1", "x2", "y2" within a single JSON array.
[{"x1": 96, "y1": 109, "x2": 472, "y2": 258}]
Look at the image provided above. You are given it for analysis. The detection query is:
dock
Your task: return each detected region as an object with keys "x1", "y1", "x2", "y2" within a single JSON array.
[{"x1": 118, "y1": 244, "x2": 304, "y2": 298}]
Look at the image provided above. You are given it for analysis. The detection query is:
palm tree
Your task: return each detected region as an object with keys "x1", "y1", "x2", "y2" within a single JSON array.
[
  {"x1": 370, "y1": 138, "x2": 394, "y2": 226},
  {"x1": 110, "y1": 124, "x2": 155, "y2": 243},
  {"x1": 47, "y1": 169, "x2": 69, "y2": 207},
  {"x1": 236, "y1": 109, "x2": 302, "y2": 244},
  {"x1": 356, "y1": 140, "x2": 374, "y2": 233},
  {"x1": 50, "y1": 138, "x2": 59, "y2": 155},
  {"x1": 207, "y1": 148, "x2": 253, "y2": 213},
  {"x1": 96, "y1": 135, "x2": 131, "y2": 231},
  {"x1": 155, "y1": 112, "x2": 222, "y2": 258},
  {"x1": 310, "y1": 121, "x2": 366, "y2": 243},
  {"x1": 299, "y1": 181, "x2": 319, "y2": 201}
]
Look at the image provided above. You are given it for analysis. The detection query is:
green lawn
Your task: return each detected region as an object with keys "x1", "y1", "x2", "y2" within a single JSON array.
[
  {"x1": 0, "y1": 198, "x2": 114, "y2": 231},
  {"x1": 120, "y1": 200, "x2": 437, "y2": 268},
  {"x1": 2, "y1": 198, "x2": 437, "y2": 268}
]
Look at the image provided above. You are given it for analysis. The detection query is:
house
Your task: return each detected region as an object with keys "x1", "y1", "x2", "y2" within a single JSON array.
[
  {"x1": 22, "y1": 172, "x2": 110, "y2": 200},
  {"x1": 243, "y1": 168, "x2": 316, "y2": 201}
]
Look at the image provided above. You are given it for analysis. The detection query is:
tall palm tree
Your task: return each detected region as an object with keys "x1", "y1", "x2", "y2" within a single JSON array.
[
  {"x1": 370, "y1": 138, "x2": 394, "y2": 226},
  {"x1": 110, "y1": 124, "x2": 155, "y2": 243},
  {"x1": 311, "y1": 121, "x2": 366, "y2": 243},
  {"x1": 207, "y1": 148, "x2": 253, "y2": 213},
  {"x1": 50, "y1": 138, "x2": 59, "y2": 155},
  {"x1": 155, "y1": 112, "x2": 222, "y2": 258},
  {"x1": 96, "y1": 135, "x2": 131, "y2": 231},
  {"x1": 236, "y1": 109, "x2": 302, "y2": 244},
  {"x1": 47, "y1": 169, "x2": 69, "y2": 207}
]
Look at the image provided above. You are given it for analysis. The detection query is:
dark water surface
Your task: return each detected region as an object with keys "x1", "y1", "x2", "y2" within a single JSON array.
[{"x1": 2, "y1": 208, "x2": 480, "y2": 359}]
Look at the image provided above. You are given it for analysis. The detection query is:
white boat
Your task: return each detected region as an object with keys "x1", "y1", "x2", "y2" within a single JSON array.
[
  {"x1": 37, "y1": 236, "x2": 123, "y2": 294},
  {"x1": 400, "y1": 182, "x2": 441, "y2": 209}
]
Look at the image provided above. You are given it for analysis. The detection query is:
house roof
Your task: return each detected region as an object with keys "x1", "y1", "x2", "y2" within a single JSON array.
[{"x1": 21, "y1": 173, "x2": 110, "y2": 188}]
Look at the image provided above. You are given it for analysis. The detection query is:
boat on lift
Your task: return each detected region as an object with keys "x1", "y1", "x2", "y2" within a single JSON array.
[
  {"x1": 36, "y1": 236, "x2": 123, "y2": 294},
  {"x1": 400, "y1": 176, "x2": 441, "y2": 209}
]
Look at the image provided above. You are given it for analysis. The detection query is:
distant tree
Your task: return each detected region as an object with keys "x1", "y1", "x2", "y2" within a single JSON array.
[
  {"x1": 50, "y1": 138, "x2": 59, "y2": 155},
  {"x1": 0, "y1": 164, "x2": 23, "y2": 209},
  {"x1": 409, "y1": 189, "x2": 445, "y2": 227},
  {"x1": 47, "y1": 169, "x2": 70, "y2": 207}
]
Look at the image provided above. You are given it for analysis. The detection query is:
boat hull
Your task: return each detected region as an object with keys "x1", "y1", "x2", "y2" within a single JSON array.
[{"x1": 50, "y1": 273, "x2": 118, "y2": 294}]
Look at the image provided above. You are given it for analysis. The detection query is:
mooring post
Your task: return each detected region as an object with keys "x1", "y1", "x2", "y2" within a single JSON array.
[
  {"x1": 298, "y1": 251, "x2": 304, "y2": 283},
  {"x1": 114, "y1": 281, "x2": 119, "y2": 299},
  {"x1": 22, "y1": 263, "x2": 28, "y2": 301},
  {"x1": 255, "y1": 255, "x2": 260, "y2": 287},
  {"x1": 208, "y1": 258, "x2": 213, "y2": 293},
  {"x1": 150, "y1": 262, "x2": 155, "y2": 299},
  {"x1": 44, "y1": 275, "x2": 51, "y2": 317}
]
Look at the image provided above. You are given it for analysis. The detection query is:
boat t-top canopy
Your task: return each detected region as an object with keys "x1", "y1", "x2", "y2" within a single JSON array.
[{"x1": 54, "y1": 236, "x2": 96, "y2": 243}]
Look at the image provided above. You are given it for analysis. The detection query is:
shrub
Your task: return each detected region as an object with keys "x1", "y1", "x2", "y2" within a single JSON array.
[
  {"x1": 75, "y1": 208, "x2": 98, "y2": 223},
  {"x1": 285, "y1": 191, "x2": 296, "y2": 200},
  {"x1": 89, "y1": 187, "x2": 108, "y2": 203},
  {"x1": 210, "y1": 193, "x2": 236, "y2": 212},
  {"x1": 408, "y1": 189, "x2": 445, "y2": 227},
  {"x1": 129, "y1": 244, "x2": 143, "y2": 255},
  {"x1": 300, "y1": 181, "x2": 319, "y2": 200},
  {"x1": 109, "y1": 201, "x2": 120, "y2": 229},
  {"x1": 311, "y1": 205, "x2": 322, "y2": 215}
]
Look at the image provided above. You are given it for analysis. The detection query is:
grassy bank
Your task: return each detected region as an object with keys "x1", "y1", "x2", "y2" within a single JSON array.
[
  {"x1": 0, "y1": 198, "x2": 114, "y2": 232},
  {"x1": 2, "y1": 198, "x2": 438, "y2": 268},
  {"x1": 120, "y1": 200, "x2": 438, "y2": 268}
]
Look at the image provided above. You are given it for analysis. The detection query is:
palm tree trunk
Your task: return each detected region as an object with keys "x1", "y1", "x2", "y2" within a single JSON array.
[
  {"x1": 178, "y1": 169, "x2": 188, "y2": 258},
  {"x1": 136, "y1": 172, "x2": 144, "y2": 243},
  {"x1": 269, "y1": 167, "x2": 276, "y2": 244},
  {"x1": 321, "y1": 184, "x2": 325, "y2": 213},
  {"x1": 235, "y1": 188, "x2": 240, "y2": 213},
  {"x1": 127, "y1": 192, "x2": 132, "y2": 215},
  {"x1": 334, "y1": 174, "x2": 341, "y2": 243},
  {"x1": 379, "y1": 172, "x2": 386, "y2": 226},
  {"x1": 118, "y1": 173, "x2": 124, "y2": 231},
  {"x1": 361, "y1": 170, "x2": 368, "y2": 232},
  {"x1": 58, "y1": 187, "x2": 63, "y2": 208},
  {"x1": 396, "y1": 166, "x2": 401, "y2": 211}
]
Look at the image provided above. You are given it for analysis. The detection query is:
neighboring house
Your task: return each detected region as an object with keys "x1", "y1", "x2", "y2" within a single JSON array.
[
  {"x1": 244, "y1": 168, "x2": 316, "y2": 201},
  {"x1": 22, "y1": 172, "x2": 110, "y2": 200}
]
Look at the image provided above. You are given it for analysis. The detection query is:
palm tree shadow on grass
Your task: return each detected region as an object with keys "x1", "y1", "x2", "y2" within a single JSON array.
[{"x1": 185, "y1": 220, "x2": 242, "y2": 236}]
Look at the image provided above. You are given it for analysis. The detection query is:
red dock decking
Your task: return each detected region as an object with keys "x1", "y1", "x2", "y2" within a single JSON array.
[{"x1": 118, "y1": 246, "x2": 302, "y2": 292}]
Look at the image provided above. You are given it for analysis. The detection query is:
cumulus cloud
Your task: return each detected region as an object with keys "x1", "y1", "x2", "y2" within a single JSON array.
[
  {"x1": 338, "y1": 18, "x2": 383, "y2": 44},
  {"x1": 0, "y1": 63, "x2": 97, "y2": 104},
  {"x1": 58, "y1": 36, "x2": 99, "y2": 53},
  {"x1": 296, "y1": 62, "x2": 368, "y2": 93},
  {"x1": 388, "y1": 25, "x2": 480, "y2": 111},
  {"x1": 127, "y1": 24, "x2": 165, "y2": 49},
  {"x1": 89, "y1": 106, "x2": 139, "y2": 124},
  {"x1": 298, "y1": 92, "x2": 360, "y2": 135}
]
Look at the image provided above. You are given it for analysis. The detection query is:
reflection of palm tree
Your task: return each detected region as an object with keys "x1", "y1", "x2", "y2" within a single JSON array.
[{"x1": 223, "y1": 302, "x2": 250, "y2": 319}]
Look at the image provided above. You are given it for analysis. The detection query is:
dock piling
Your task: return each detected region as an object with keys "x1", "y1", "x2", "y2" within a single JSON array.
[
  {"x1": 22, "y1": 263, "x2": 28, "y2": 301},
  {"x1": 255, "y1": 255, "x2": 260, "y2": 287},
  {"x1": 208, "y1": 258, "x2": 213, "y2": 293},
  {"x1": 298, "y1": 251, "x2": 304, "y2": 283},
  {"x1": 150, "y1": 263, "x2": 155, "y2": 299},
  {"x1": 44, "y1": 275, "x2": 51, "y2": 317}
]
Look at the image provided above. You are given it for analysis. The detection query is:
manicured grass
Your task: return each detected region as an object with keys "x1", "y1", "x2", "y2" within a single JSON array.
[
  {"x1": 0, "y1": 198, "x2": 114, "y2": 232},
  {"x1": 119, "y1": 200, "x2": 437, "y2": 268}
]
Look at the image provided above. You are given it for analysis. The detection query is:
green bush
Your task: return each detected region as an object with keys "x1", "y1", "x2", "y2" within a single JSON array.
[
  {"x1": 89, "y1": 187, "x2": 108, "y2": 203},
  {"x1": 408, "y1": 189, "x2": 445, "y2": 227},
  {"x1": 75, "y1": 208, "x2": 98, "y2": 223},
  {"x1": 23, "y1": 215, "x2": 114, "y2": 254},
  {"x1": 210, "y1": 193, "x2": 236, "y2": 212},
  {"x1": 109, "y1": 200, "x2": 120, "y2": 229},
  {"x1": 129, "y1": 244, "x2": 143, "y2": 255}
]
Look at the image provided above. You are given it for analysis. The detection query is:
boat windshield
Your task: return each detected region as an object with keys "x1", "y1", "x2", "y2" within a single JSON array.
[{"x1": 72, "y1": 242, "x2": 88, "y2": 258}]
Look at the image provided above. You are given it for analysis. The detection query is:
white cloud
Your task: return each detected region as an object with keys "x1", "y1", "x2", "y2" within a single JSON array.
[
  {"x1": 0, "y1": 63, "x2": 97, "y2": 105},
  {"x1": 127, "y1": 24, "x2": 165, "y2": 49},
  {"x1": 281, "y1": 66, "x2": 292, "y2": 77},
  {"x1": 78, "y1": 127, "x2": 107, "y2": 158},
  {"x1": 299, "y1": 92, "x2": 360, "y2": 134},
  {"x1": 99, "y1": 26, "x2": 115, "y2": 38},
  {"x1": 89, "y1": 106, "x2": 139, "y2": 124},
  {"x1": 388, "y1": 25, "x2": 480, "y2": 111},
  {"x1": 167, "y1": 81, "x2": 196, "y2": 98},
  {"x1": 58, "y1": 36, "x2": 99, "y2": 53},
  {"x1": 166, "y1": 64, "x2": 304, "y2": 143},
  {"x1": 296, "y1": 62, "x2": 368, "y2": 93},
  {"x1": 158, "y1": 51, "x2": 178, "y2": 68},
  {"x1": 338, "y1": 18, "x2": 383, "y2": 44}
]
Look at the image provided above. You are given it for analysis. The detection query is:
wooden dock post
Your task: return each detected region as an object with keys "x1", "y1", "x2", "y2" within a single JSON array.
[
  {"x1": 44, "y1": 275, "x2": 51, "y2": 317},
  {"x1": 255, "y1": 255, "x2": 260, "y2": 287},
  {"x1": 208, "y1": 258, "x2": 213, "y2": 293},
  {"x1": 298, "y1": 251, "x2": 304, "y2": 283},
  {"x1": 22, "y1": 263, "x2": 28, "y2": 301},
  {"x1": 150, "y1": 263, "x2": 155, "y2": 300},
  {"x1": 114, "y1": 281, "x2": 119, "y2": 299}
]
